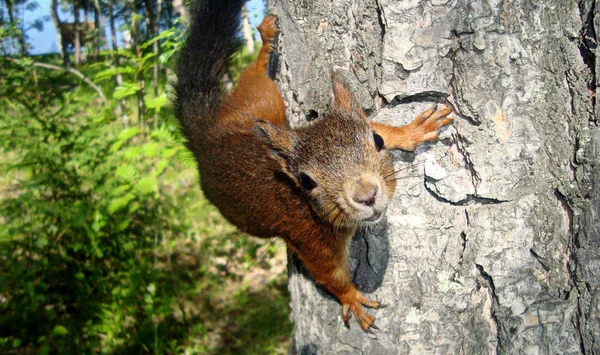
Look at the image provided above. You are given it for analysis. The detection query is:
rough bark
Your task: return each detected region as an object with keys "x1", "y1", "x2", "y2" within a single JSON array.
[{"x1": 270, "y1": 0, "x2": 600, "y2": 353}]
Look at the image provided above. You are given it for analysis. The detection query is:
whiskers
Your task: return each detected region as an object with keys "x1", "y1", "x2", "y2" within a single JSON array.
[
  {"x1": 320, "y1": 199, "x2": 354, "y2": 234},
  {"x1": 380, "y1": 162, "x2": 425, "y2": 184}
]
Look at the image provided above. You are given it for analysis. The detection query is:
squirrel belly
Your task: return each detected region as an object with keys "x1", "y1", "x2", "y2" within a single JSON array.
[{"x1": 175, "y1": 0, "x2": 453, "y2": 332}]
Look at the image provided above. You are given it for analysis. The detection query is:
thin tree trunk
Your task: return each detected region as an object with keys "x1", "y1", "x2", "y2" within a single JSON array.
[
  {"x1": 273, "y1": 0, "x2": 600, "y2": 353},
  {"x1": 106, "y1": 0, "x2": 128, "y2": 124},
  {"x1": 50, "y1": 0, "x2": 71, "y2": 69},
  {"x1": 153, "y1": 0, "x2": 162, "y2": 97},
  {"x1": 92, "y1": 0, "x2": 106, "y2": 60},
  {"x1": 83, "y1": 8, "x2": 90, "y2": 61},
  {"x1": 241, "y1": 6, "x2": 254, "y2": 56},
  {"x1": 143, "y1": 0, "x2": 162, "y2": 100},
  {"x1": 128, "y1": 0, "x2": 145, "y2": 126},
  {"x1": 6, "y1": 0, "x2": 26, "y2": 54},
  {"x1": 74, "y1": 0, "x2": 81, "y2": 65}
]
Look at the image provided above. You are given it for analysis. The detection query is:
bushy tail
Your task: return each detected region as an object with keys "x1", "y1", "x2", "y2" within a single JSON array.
[{"x1": 175, "y1": 0, "x2": 245, "y2": 141}]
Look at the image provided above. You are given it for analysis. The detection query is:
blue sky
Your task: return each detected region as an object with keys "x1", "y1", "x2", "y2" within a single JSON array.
[{"x1": 21, "y1": 0, "x2": 266, "y2": 55}]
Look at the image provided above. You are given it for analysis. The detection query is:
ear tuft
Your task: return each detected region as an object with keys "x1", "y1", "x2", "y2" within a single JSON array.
[
  {"x1": 255, "y1": 120, "x2": 298, "y2": 176},
  {"x1": 254, "y1": 120, "x2": 296, "y2": 155},
  {"x1": 332, "y1": 71, "x2": 362, "y2": 115}
]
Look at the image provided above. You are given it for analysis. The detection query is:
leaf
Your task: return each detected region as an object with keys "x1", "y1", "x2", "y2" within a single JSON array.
[
  {"x1": 159, "y1": 49, "x2": 176, "y2": 64},
  {"x1": 141, "y1": 142, "x2": 158, "y2": 158},
  {"x1": 145, "y1": 94, "x2": 169, "y2": 112},
  {"x1": 52, "y1": 325, "x2": 69, "y2": 337},
  {"x1": 111, "y1": 184, "x2": 131, "y2": 197},
  {"x1": 36, "y1": 237, "x2": 49, "y2": 248},
  {"x1": 95, "y1": 67, "x2": 135, "y2": 82},
  {"x1": 141, "y1": 28, "x2": 176, "y2": 49},
  {"x1": 110, "y1": 127, "x2": 140, "y2": 152},
  {"x1": 152, "y1": 159, "x2": 169, "y2": 178},
  {"x1": 115, "y1": 218, "x2": 131, "y2": 232},
  {"x1": 115, "y1": 165, "x2": 137, "y2": 182},
  {"x1": 147, "y1": 283, "x2": 156, "y2": 295},
  {"x1": 160, "y1": 147, "x2": 180, "y2": 159},
  {"x1": 113, "y1": 82, "x2": 141, "y2": 100},
  {"x1": 136, "y1": 177, "x2": 156, "y2": 195},
  {"x1": 108, "y1": 193, "x2": 136, "y2": 215}
]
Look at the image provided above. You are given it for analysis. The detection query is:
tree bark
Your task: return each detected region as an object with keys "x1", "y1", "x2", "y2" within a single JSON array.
[{"x1": 271, "y1": 0, "x2": 600, "y2": 353}]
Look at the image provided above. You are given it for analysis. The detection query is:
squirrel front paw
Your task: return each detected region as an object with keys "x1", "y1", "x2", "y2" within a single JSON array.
[
  {"x1": 339, "y1": 287, "x2": 384, "y2": 332},
  {"x1": 404, "y1": 106, "x2": 453, "y2": 150}
]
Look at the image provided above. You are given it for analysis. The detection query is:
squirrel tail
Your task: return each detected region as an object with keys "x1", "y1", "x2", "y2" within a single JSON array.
[{"x1": 175, "y1": 0, "x2": 245, "y2": 138}]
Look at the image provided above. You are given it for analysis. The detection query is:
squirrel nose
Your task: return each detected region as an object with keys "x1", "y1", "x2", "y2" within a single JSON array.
[{"x1": 353, "y1": 183, "x2": 378, "y2": 207}]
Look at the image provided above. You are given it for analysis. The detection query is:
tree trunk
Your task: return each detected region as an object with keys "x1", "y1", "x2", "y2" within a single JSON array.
[
  {"x1": 128, "y1": 0, "x2": 146, "y2": 126},
  {"x1": 92, "y1": 0, "x2": 106, "y2": 60},
  {"x1": 106, "y1": 0, "x2": 128, "y2": 124},
  {"x1": 241, "y1": 6, "x2": 254, "y2": 56},
  {"x1": 74, "y1": 0, "x2": 81, "y2": 65},
  {"x1": 144, "y1": 0, "x2": 162, "y2": 99},
  {"x1": 50, "y1": 0, "x2": 71, "y2": 69},
  {"x1": 271, "y1": 0, "x2": 600, "y2": 353}
]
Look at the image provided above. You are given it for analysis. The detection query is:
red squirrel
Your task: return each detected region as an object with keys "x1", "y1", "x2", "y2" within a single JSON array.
[{"x1": 175, "y1": 0, "x2": 453, "y2": 331}]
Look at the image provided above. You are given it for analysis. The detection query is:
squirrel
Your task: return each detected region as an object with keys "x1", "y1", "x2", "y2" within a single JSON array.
[{"x1": 175, "y1": 0, "x2": 453, "y2": 332}]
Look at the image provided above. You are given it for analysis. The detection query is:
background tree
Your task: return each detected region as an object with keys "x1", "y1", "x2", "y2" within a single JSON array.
[{"x1": 270, "y1": 0, "x2": 600, "y2": 353}]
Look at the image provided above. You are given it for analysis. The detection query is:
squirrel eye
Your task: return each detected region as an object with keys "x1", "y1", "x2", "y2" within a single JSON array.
[
  {"x1": 373, "y1": 133, "x2": 384, "y2": 152},
  {"x1": 299, "y1": 172, "x2": 318, "y2": 191}
]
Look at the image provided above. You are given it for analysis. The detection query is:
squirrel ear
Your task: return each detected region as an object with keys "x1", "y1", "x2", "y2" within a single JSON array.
[
  {"x1": 331, "y1": 71, "x2": 362, "y2": 116},
  {"x1": 254, "y1": 120, "x2": 298, "y2": 172}
]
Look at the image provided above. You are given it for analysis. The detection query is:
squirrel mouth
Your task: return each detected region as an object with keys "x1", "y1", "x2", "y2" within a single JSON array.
[{"x1": 364, "y1": 210, "x2": 383, "y2": 223}]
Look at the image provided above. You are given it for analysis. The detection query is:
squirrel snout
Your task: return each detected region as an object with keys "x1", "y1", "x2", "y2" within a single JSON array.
[{"x1": 352, "y1": 182, "x2": 378, "y2": 207}]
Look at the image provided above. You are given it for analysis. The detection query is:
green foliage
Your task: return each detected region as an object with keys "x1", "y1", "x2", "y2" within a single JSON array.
[{"x1": 0, "y1": 11, "x2": 291, "y2": 354}]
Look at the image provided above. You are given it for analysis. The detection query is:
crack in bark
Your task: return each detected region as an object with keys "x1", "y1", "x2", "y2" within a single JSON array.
[
  {"x1": 578, "y1": 0, "x2": 597, "y2": 95},
  {"x1": 453, "y1": 130, "x2": 482, "y2": 189},
  {"x1": 374, "y1": 0, "x2": 386, "y2": 42},
  {"x1": 554, "y1": 188, "x2": 575, "y2": 239},
  {"x1": 476, "y1": 264, "x2": 502, "y2": 353},
  {"x1": 388, "y1": 90, "x2": 449, "y2": 106},
  {"x1": 447, "y1": 32, "x2": 482, "y2": 127},
  {"x1": 424, "y1": 179, "x2": 510, "y2": 206},
  {"x1": 458, "y1": 231, "x2": 467, "y2": 266},
  {"x1": 575, "y1": 296, "x2": 588, "y2": 355},
  {"x1": 529, "y1": 248, "x2": 551, "y2": 272}
]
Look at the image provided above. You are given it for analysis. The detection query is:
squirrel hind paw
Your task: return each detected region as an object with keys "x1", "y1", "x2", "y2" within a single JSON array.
[
  {"x1": 341, "y1": 291, "x2": 383, "y2": 332},
  {"x1": 258, "y1": 14, "x2": 279, "y2": 42}
]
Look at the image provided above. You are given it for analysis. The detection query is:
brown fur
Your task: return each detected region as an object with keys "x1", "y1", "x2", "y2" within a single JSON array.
[{"x1": 191, "y1": 15, "x2": 453, "y2": 331}]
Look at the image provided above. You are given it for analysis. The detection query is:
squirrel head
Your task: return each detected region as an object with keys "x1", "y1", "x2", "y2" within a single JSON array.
[{"x1": 255, "y1": 73, "x2": 397, "y2": 229}]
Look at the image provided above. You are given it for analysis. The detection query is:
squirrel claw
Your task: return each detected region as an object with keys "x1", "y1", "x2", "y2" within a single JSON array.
[{"x1": 340, "y1": 289, "x2": 382, "y2": 332}]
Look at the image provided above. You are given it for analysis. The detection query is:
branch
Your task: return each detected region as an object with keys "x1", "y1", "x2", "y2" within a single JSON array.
[{"x1": 6, "y1": 58, "x2": 108, "y2": 103}]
